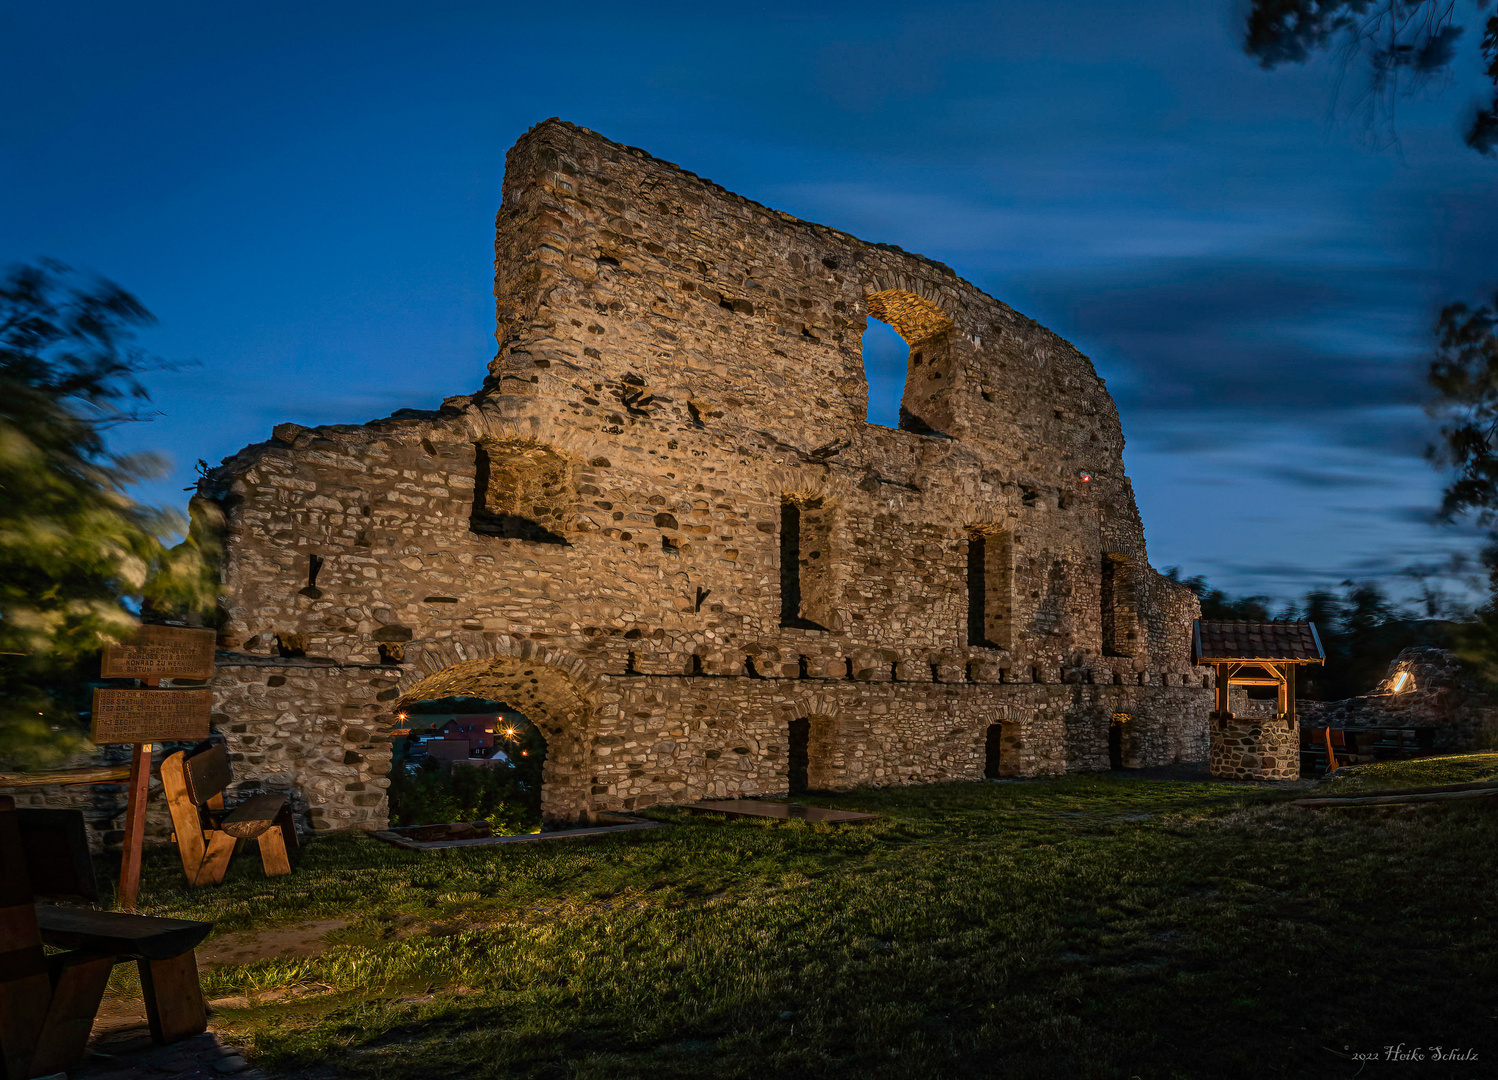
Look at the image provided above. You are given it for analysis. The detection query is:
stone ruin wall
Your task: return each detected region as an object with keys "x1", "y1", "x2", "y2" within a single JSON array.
[
  {"x1": 31, "y1": 120, "x2": 1211, "y2": 838},
  {"x1": 1300, "y1": 647, "x2": 1498, "y2": 751}
]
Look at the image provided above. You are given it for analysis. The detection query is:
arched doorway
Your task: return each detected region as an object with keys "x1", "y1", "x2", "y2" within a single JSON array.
[
  {"x1": 1109, "y1": 713, "x2": 1131, "y2": 770},
  {"x1": 395, "y1": 655, "x2": 592, "y2": 829},
  {"x1": 785, "y1": 714, "x2": 837, "y2": 794},
  {"x1": 787, "y1": 718, "x2": 810, "y2": 795},
  {"x1": 984, "y1": 724, "x2": 1005, "y2": 779}
]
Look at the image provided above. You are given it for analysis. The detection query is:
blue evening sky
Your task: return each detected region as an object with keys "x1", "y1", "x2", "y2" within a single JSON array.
[{"x1": 3, "y1": 0, "x2": 1495, "y2": 610}]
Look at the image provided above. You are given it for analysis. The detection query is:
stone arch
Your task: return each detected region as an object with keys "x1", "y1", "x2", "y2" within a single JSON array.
[
  {"x1": 458, "y1": 399, "x2": 609, "y2": 460},
  {"x1": 860, "y1": 286, "x2": 959, "y2": 436},
  {"x1": 395, "y1": 637, "x2": 598, "y2": 828},
  {"x1": 860, "y1": 269, "x2": 967, "y2": 337},
  {"x1": 864, "y1": 290, "x2": 955, "y2": 345}
]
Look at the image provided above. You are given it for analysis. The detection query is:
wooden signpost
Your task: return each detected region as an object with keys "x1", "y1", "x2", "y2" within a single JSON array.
[{"x1": 93, "y1": 626, "x2": 216, "y2": 911}]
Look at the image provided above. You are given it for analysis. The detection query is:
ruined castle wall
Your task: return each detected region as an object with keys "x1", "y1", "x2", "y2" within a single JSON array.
[{"x1": 185, "y1": 120, "x2": 1209, "y2": 830}]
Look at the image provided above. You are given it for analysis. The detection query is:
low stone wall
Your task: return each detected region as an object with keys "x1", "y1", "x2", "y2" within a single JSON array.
[{"x1": 1209, "y1": 711, "x2": 1299, "y2": 781}]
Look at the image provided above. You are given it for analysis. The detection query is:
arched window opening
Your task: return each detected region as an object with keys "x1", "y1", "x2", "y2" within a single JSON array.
[
  {"x1": 389, "y1": 695, "x2": 548, "y2": 837},
  {"x1": 863, "y1": 290, "x2": 955, "y2": 434},
  {"x1": 861, "y1": 316, "x2": 907, "y2": 428}
]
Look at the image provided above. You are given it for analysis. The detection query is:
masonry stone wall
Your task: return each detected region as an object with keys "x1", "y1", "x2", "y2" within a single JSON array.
[
  {"x1": 1300, "y1": 646, "x2": 1498, "y2": 751},
  {"x1": 1208, "y1": 712, "x2": 1300, "y2": 781},
  {"x1": 179, "y1": 120, "x2": 1210, "y2": 831}
]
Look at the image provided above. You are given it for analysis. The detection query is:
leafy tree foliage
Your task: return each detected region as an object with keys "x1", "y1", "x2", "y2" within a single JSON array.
[
  {"x1": 0, "y1": 260, "x2": 218, "y2": 768},
  {"x1": 1245, "y1": 1, "x2": 1498, "y2": 154},
  {"x1": 1429, "y1": 293, "x2": 1498, "y2": 524}
]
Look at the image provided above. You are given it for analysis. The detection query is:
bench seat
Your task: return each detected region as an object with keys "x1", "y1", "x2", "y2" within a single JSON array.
[
  {"x1": 36, "y1": 906, "x2": 212, "y2": 962},
  {"x1": 221, "y1": 793, "x2": 290, "y2": 839}
]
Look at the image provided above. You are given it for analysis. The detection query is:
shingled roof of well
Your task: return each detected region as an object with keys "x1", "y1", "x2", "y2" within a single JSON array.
[{"x1": 1192, "y1": 620, "x2": 1325, "y2": 663}]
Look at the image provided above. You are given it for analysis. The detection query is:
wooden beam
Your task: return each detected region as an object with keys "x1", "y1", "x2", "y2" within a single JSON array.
[{"x1": 0, "y1": 765, "x2": 132, "y2": 789}]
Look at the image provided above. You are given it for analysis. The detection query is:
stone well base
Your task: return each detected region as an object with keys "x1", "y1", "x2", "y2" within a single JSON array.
[{"x1": 1209, "y1": 711, "x2": 1299, "y2": 781}]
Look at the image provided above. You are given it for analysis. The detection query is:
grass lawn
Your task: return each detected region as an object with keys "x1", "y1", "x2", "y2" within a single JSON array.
[{"x1": 115, "y1": 754, "x2": 1498, "y2": 1079}]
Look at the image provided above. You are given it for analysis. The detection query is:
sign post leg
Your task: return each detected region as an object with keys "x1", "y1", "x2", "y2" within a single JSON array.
[{"x1": 119, "y1": 739, "x2": 153, "y2": 911}]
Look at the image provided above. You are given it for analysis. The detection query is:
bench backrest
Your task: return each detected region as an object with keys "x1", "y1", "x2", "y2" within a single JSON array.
[
  {"x1": 13, "y1": 808, "x2": 97, "y2": 902},
  {"x1": 182, "y1": 742, "x2": 232, "y2": 805}
]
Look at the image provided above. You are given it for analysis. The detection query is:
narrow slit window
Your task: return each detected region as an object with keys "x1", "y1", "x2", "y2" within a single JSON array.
[
  {"x1": 1101, "y1": 553, "x2": 1138, "y2": 657},
  {"x1": 967, "y1": 529, "x2": 1013, "y2": 648}
]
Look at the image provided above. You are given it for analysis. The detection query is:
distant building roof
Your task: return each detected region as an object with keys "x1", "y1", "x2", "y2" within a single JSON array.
[{"x1": 1192, "y1": 620, "x2": 1325, "y2": 664}]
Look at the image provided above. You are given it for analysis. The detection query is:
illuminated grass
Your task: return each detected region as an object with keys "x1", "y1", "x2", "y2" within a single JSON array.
[{"x1": 115, "y1": 757, "x2": 1498, "y2": 1079}]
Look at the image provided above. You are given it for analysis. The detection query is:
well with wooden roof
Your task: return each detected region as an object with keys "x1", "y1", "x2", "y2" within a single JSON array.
[{"x1": 1192, "y1": 620, "x2": 1325, "y2": 780}]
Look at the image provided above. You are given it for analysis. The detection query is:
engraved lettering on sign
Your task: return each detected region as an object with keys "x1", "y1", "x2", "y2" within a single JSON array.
[
  {"x1": 101, "y1": 625, "x2": 216, "y2": 680},
  {"x1": 91, "y1": 688, "x2": 212, "y2": 744}
]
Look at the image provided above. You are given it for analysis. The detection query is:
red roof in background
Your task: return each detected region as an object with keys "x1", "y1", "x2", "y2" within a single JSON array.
[{"x1": 1192, "y1": 620, "x2": 1325, "y2": 663}]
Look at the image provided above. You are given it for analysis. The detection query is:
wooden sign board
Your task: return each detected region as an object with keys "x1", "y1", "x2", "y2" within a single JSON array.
[
  {"x1": 101, "y1": 625, "x2": 216, "y2": 680},
  {"x1": 91, "y1": 688, "x2": 212, "y2": 745}
]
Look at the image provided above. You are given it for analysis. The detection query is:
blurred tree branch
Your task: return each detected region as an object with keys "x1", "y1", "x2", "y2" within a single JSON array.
[
  {"x1": 1245, "y1": 1, "x2": 1498, "y2": 154},
  {"x1": 0, "y1": 260, "x2": 220, "y2": 768}
]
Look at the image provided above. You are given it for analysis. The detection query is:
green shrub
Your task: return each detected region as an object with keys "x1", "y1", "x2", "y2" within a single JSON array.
[{"x1": 387, "y1": 726, "x2": 546, "y2": 833}]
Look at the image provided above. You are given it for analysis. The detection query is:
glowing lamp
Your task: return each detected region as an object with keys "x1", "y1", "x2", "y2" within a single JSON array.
[
  {"x1": 1079, "y1": 471, "x2": 1092, "y2": 483},
  {"x1": 1391, "y1": 671, "x2": 1411, "y2": 693}
]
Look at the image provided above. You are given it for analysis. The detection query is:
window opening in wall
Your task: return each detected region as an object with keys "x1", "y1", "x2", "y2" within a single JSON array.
[
  {"x1": 470, "y1": 439, "x2": 573, "y2": 544},
  {"x1": 862, "y1": 290, "x2": 956, "y2": 433},
  {"x1": 861, "y1": 315, "x2": 908, "y2": 427},
  {"x1": 300, "y1": 553, "x2": 325, "y2": 599},
  {"x1": 1109, "y1": 713, "x2": 1131, "y2": 770},
  {"x1": 388, "y1": 696, "x2": 547, "y2": 836},
  {"x1": 787, "y1": 718, "x2": 810, "y2": 794},
  {"x1": 984, "y1": 724, "x2": 1005, "y2": 779},
  {"x1": 780, "y1": 497, "x2": 832, "y2": 630},
  {"x1": 1101, "y1": 553, "x2": 1138, "y2": 657},
  {"x1": 967, "y1": 529, "x2": 1013, "y2": 648}
]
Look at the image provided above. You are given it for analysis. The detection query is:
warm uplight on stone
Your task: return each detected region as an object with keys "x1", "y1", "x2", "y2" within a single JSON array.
[{"x1": 179, "y1": 119, "x2": 1210, "y2": 832}]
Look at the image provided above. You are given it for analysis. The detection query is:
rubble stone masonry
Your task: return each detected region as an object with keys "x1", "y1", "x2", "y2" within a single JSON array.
[{"x1": 180, "y1": 120, "x2": 1212, "y2": 831}]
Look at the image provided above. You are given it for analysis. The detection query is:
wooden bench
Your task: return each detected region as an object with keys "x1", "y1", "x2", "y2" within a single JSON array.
[
  {"x1": 0, "y1": 800, "x2": 212, "y2": 1078},
  {"x1": 161, "y1": 742, "x2": 299, "y2": 887}
]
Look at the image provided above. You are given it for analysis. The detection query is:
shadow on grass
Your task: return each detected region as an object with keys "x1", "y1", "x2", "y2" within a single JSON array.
[{"x1": 102, "y1": 757, "x2": 1498, "y2": 1079}]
